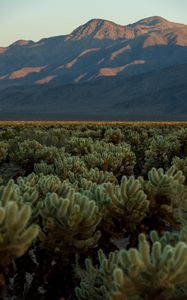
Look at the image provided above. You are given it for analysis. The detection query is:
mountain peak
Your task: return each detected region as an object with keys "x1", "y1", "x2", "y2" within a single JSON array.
[
  {"x1": 10, "y1": 39, "x2": 33, "y2": 47},
  {"x1": 66, "y1": 18, "x2": 134, "y2": 41},
  {"x1": 138, "y1": 16, "x2": 169, "y2": 25},
  {"x1": 128, "y1": 16, "x2": 171, "y2": 28},
  {"x1": 65, "y1": 16, "x2": 176, "y2": 41}
]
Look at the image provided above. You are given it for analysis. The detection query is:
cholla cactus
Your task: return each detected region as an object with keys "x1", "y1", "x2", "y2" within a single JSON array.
[
  {"x1": 172, "y1": 157, "x2": 187, "y2": 184},
  {"x1": 146, "y1": 166, "x2": 185, "y2": 209},
  {"x1": 10, "y1": 139, "x2": 44, "y2": 166},
  {"x1": 37, "y1": 174, "x2": 71, "y2": 196},
  {"x1": 0, "y1": 182, "x2": 39, "y2": 267},
  {"x1": 0, "y1": 202, "x2": 39, "y2": 267},
  {"x1": 17, "y1": 173, "x2": 72, "y2": 220},
  {"x1": 34, "y1": 160, "x2": 55, "y2": 175},
  {"x1": 0, "y1": 179, "x2": 19, "y2": 206},
  {"x1": 17, "y1": 173, "x2": 71, "y2": 197},
  {"x1": 112, "y1": 234, "x2": 187, "y2": 300},
  {"x1": 52, "y1": 155, "x2": 87, "y2": 180},
  {"x1": 75, "y1": 249, "x2": 117, "y2": 300},
  {"x1": 80, "y1": 181, "x2": 112, "y2": 208},
  {"x1": 175, "y1": 127, "x2": 187, "y2": 157},
  {"x1": 178, "y1": 192, "x2": 187, "y2": 243},
  {"x1": 102, "y1": 176, "x2": 149, "y2": 237},
  {"x1": 39, "y1": 190, "x2": 102, "y2": 259},
  {"x1": 0, "y1": 142, "x2": 9, "y2": 163},
  {"x1": 76, "y1": 234, "x2": 187, "y2": 300},
  {"x1": 85, "y1": 168, "x2": 116, "y2": 184},
  {"x1": 138, "y1": 167, "x2": 186, "y2": 232},
  {"x1": 104, "y1": 128, "x2": 123, "y2": 144},
  {"x1": 84, "y1": 142, "x2": 136, "y2": 177},
  {"x1": 65, "y1": 137, "x2": 94, "y2": 155},
  {"x1": 143, "y1": 135, "x2": 181, "y2": 173},
  {"x1": 150, "y1": 230, "x2": 180, "y2": 248},
  {"x1": 10, "y1": 140, "x2": 60, "y2": 171},
  {"x1": 69, "y1": 168, "x2": 116, "y2": 185},
  {"x1": 148, "y1": 166, "x2": 185, "y2": 191}
]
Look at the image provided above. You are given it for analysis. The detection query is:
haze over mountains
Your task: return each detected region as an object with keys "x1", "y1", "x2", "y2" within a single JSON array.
[{"x1": 0, "y1": 16, "x2": 187, "y2": 120}]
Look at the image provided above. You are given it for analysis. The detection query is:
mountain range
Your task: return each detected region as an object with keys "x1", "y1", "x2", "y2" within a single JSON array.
[{"x1": 0, "y1": 16, "x2": 187, "y2": 120}]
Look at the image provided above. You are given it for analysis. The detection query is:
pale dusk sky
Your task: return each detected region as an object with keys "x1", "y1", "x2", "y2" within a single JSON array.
[{"x1": 1, "y1": 0, "x2": 187, "y2": 46}]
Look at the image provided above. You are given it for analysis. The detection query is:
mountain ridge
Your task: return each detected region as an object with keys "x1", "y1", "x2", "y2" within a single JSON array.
[
  {"x1": 0, "y1": 16, "x2": 187, "y2": 120},
  {"x1": 4, "y1": 16, "x2": 187, "y2": 47}
]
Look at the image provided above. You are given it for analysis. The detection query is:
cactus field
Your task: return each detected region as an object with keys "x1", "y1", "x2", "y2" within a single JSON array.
[{"x1": 0, "y1": 122, "x2": 187, "y2": 300}]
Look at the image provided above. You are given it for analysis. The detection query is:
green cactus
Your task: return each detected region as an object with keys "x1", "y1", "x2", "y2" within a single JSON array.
[
  {"x1": 0, "y1": 142, "x2": 9, "y2": 164},
  {"x1": 16, "y1": 173, "x2": 72, "y2": 220},
  {"x1": 76, "y1": 234, "x2": 187, "y2": 300},
  {"x1": 39, "y1": 190, "x2": 102, "y2": 261},
  {"x1": 143, "y1": 135, "x2": 181, "y2": 173},
  {"x1": 150, "y1": 230, "x2": 180, "y2": 248},
  {"x1": 138, "y1": 167, "x2": 186, "y2": 232},
  {"x1": 10, "y1": 139, "x2": 60, "y2": 171},
  {"x1": 174, "y1": 127, "x2": 187, "y2": 157},
  {"x1": 69, "y1": 168, "x2": 116, "y2": 185},
  {"x1": 102, "y1": 176, "x2": 149, "y2": 237},
  {"x1": 104, "y1": 128, "x2": 123, "y2": 144},
  {"x1": 0, "y1": 179, "x2": 19, "y2": 206},
  {"x1": 34, "y1": 160, "x2": 55, "y2": 175},
  {"x1": 80, "y1": 180, "x2": 112, "y2": 208},
  {"x1": 112, "y1": 234, "x2": 187, "y2": 300},
  {"x1": 172, "y1": 157, "x2": 187, "y2": 184},
  {"x1": 53, "y1": 155, "x2": 87, "y2": 180},
  {"x1": 83, "y1": 142, "x2": 136, "y2": 177},
  {"x1": 10, "y1": 139, "x2": 44, "y2": 167},
  {"x1": 75, "y1": 249, "x2": 117, "y2": 300},
  {"x1": 0, "y1": 202, "x2": 39, "y2": 267},
  {"x1": 148, "y1": 166, "x2": 185, "y2": 190},
  {"x1": 65, "y1": 137, "x2": 94, "y2": 155},
  {"x1": 0, "y1": 181, "x2": 39, "y2": 267},
  {"x1": 178, "y1": 192, "x2": 187, "y2": 243}
]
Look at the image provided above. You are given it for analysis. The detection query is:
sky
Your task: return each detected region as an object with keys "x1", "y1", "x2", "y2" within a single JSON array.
[{"x1": 1, "y1": 0, "x2": 187, "y2": 47}]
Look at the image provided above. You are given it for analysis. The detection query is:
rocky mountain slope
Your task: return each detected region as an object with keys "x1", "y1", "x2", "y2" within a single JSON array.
[{"x1": 0, "y1": 16, "x2": 187, "y2": 120}]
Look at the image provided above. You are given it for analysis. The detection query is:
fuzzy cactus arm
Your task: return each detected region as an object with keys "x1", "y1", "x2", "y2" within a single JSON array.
[
  {"x1": 139, "y1": 167, "x2": 187, "y2": 232},
  {"x1": 76, "y1": 231, "x2": 187, "y2": 300},
  {"x1": 0, "y1": 201, "x2": 39, "y2": 267},
  {"x1": 0, "y1": 141, "x2": 9, "y2": 163},
  {"x1": 112, "y1": 234, "x2": 187, "y2": 299},
  {"x1": 143, "y1": 134, "x2": 181, "y2": 173},
  {"x1": 103, "y1": 176, "x2": 149, "y2": 236},
  {"x1": 0, "y1": 180, "x2": 19, "y2": 206},
  {"x1": 39, "y1": 191, "x2": 102, "y2": 259},
  {"x1": 148, "y1": 166, "x2": 185, "y2": 190},
  {"x1": 172, "y1": 157, "x2": 187, "y2": 184}
]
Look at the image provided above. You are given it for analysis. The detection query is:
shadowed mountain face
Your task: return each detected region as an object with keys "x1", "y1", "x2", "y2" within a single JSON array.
[{"x1": 0, "y1": 16, "x2": 187, "y2": 120}]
